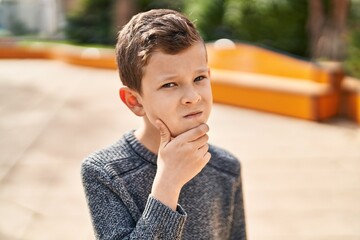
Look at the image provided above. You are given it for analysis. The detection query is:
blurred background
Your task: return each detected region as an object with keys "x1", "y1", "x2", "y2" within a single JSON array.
[
  {"x1": 0, "y1": 0, "x2": 359, "y2": 74},
  {"x1": 0, "y1": 0, "x2": 360, "y2": 239}
]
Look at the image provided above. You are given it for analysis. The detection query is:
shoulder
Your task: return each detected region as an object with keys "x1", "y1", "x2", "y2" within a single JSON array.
[
  {"x1": 81, "y1": 132, "x2": 145, "y2": 180},
  {"x1": 207, "y1": 144, "x2": 241, "y2": 177}
]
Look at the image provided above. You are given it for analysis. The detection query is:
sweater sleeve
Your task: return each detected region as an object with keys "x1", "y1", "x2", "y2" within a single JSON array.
[
  {"x1": 230, "y1": 168, "x2": 247, "y2": 240},
  {"x1": 81, "y1": 161, "x2": 187, "y2": 240}
]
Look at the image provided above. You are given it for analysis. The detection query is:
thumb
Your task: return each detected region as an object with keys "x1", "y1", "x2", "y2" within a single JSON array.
[{"x1": 155, "y1": 119, "x2": 171, "y2": 148}]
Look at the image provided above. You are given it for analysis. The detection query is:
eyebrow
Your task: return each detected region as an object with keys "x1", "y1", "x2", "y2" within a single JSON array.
[
  {"x1": 158, "y1": 74, "x2": 179, "y2": 82},
  {"x1": 195, "y1": 67, "x2": 209, "y2": 74},
  {"x1": 158, "y1": 67, "x2": 209, "y2": 82}
]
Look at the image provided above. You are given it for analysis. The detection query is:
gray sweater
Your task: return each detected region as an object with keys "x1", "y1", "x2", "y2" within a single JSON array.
[{"x1": 81, "y1": 131, "x2": 246, "y2": 239}]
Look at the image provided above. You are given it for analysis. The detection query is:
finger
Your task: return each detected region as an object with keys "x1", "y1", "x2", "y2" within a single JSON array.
[
  {"x1": 203, "y1": 152, "x2": 211, "y2": 162},
  {"x1": 155, "y1": 119, "x2": 171, "y2": 148},
  {"x1": 176, "y1": 123, "x2": 209, "y2": 143},
  {"x1": 196, "y1": 147, "x2": 211, "y2": 166},
  {"x1": 191, "y1": 134, "x2": 209, "y2": 149},
  {"x1": 197, "y1": 143, "x2": 209, "y2": 157}
]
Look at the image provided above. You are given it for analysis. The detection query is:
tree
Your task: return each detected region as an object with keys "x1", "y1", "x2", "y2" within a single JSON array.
[
  {"x1": 308, "y1": 0, "x2": 350, "y2": 60},
  {"x1": 183, "y1": 0, "x2": 309, "y2": 57},
  {"x1": 65, "y1": 0, "x2": 116, "y2": 45}
]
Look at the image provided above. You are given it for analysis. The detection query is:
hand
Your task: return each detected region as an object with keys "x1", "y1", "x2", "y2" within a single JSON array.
[{"x1": 150, "y1": 119, "x2": 211, "y2": 210}]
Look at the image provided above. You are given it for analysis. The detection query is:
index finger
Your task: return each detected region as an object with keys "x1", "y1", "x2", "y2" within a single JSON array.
[{"x1": 175, "y1": 123, "x2": 209, "y2": 143}]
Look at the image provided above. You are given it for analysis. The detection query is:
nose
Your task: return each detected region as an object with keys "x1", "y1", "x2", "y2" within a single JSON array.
[{"x1": 181, "y1": 86, "x2": 201, "y2": 105}]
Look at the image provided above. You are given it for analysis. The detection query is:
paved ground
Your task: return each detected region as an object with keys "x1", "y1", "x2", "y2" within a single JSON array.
[{"x1": 0, "y1": 59, "x2": 359, "y2": 240}]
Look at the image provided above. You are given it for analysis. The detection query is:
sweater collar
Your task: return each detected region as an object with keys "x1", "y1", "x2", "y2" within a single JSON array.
[{"x1": 124, "y1": 130, "x2": 158, "y2": 165}]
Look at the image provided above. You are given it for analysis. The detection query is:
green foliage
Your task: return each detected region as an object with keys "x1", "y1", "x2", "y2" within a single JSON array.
[
  {"x1": 65, "y1": 0, "x2": 184, "y2": 45},
  {"x1": 65, "y1": 0, "x2": 116, "y2": 45},
  {"x1": 344, "y1": 0, "x2": 360, "y2": 79},
  {"x1": 65, "y1": 0, "x2": 309, "y2": 57},
  {"x1": 137, "y1": 0, "x2": 183, "y2": 11},
  {"x1": 183, "y1": 0, "x2": 233, "y2": 40},
  {"x1": 345, "y1": 36, "x2": 360, "y2": 79},
  {"x1": 183, "y1": 0, "x2": 309, "y2": 57}
]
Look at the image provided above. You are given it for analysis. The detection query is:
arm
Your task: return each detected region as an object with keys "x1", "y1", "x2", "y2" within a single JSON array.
[
  {"x1": 81, "y1": 161, "x2": 186, "y2": 240},
  {"x1": 230, "y1": 169, "x2": 247, "y2": 240}
]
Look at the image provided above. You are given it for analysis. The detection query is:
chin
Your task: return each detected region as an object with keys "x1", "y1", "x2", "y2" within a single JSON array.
[{"x1": 171, "y1": 121, "x2": 207, "y2": 137}]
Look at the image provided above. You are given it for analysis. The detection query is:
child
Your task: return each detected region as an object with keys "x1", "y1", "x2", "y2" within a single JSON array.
[{"x1": 81, "y1": 9, "x2": 246, "y2": 239}]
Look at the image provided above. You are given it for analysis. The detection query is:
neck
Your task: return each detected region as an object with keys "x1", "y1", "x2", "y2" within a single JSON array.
[{"x1": 134, "y1": 118, "x2": 160, "y2": 154}]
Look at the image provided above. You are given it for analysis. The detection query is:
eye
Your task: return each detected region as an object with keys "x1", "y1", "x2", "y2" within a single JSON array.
[
  {"x1": 161, "y1": 82, "x2": 177, "y2": 88},
  {"x1": 194, "y1": 75, "x2": 206, "y2": 82}
]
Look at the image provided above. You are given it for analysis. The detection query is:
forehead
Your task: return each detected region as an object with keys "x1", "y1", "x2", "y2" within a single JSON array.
[{"x1": 143, "y1": 43, "x2": 208, "y2": 79}]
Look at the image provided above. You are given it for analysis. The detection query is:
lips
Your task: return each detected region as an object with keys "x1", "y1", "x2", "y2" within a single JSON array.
[{"x1": 183, "y1": 111, "x2": 203, "y2": 119}]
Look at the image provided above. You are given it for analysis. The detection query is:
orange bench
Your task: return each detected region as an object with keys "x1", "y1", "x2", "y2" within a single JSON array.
[
  {"x1": 207, "y1": 40, "x2": 342, "y2": 121},
  {"x1": 0, "y1": 41, "x2": 117, "y2": 69},
  {"x1": 341, "y1": 77, "x2": 360, "y2": 123},
  {"x1": 1, "y1": 40, "x2": 354, "y2": 122}
]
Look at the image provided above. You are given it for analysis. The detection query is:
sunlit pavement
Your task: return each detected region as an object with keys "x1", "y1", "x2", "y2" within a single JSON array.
[{"x1": 0, "y1": 59, "x2": 359, "y2": 240}]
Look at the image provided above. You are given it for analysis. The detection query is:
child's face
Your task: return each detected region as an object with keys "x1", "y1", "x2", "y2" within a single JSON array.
[{"x1": 139, "y1": 42, "x2": 212, "y2": 137}]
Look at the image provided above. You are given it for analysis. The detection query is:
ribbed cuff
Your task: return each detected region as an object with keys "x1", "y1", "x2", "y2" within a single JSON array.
[{"x1": 143, "y1": 196, "x2": 187, "y2": 237}]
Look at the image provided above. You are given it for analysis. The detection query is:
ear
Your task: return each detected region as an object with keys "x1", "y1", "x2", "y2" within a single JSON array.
[{"x1": 119, "y1": 87, "x2": 145, "y2": 116}]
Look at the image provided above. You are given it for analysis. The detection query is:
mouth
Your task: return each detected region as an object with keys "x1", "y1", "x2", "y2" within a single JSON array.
[{"x1": 183, "y1": 111, "x2": 203, "y2": 119}]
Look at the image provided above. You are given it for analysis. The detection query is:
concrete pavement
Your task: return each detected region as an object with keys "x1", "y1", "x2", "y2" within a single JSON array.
[{"x1": 0, "y1": 59, "x2": 359, "y2": 239}]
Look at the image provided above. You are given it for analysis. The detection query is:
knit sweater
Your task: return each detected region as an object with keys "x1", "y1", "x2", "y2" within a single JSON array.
[{"x1": 81, "y1": 130, "x2": 247, "y2": 239}]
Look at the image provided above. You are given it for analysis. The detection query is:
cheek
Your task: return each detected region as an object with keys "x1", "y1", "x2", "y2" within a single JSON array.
[
  {"x1": 148, "y1": 109, "x2": 180, "y2": 137},
  {"x1": 205, "y1": 95, "x2": 213, "y2": 108},
  {"x1": 205, "y1": 84, "x2": 213, "y2": 101},
  {"x1": 201, "y1": 87, "x2": 213, "y2": 109},
  {"x1": 144, "y1": 99, "x2": 175, "y2": 123}
]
